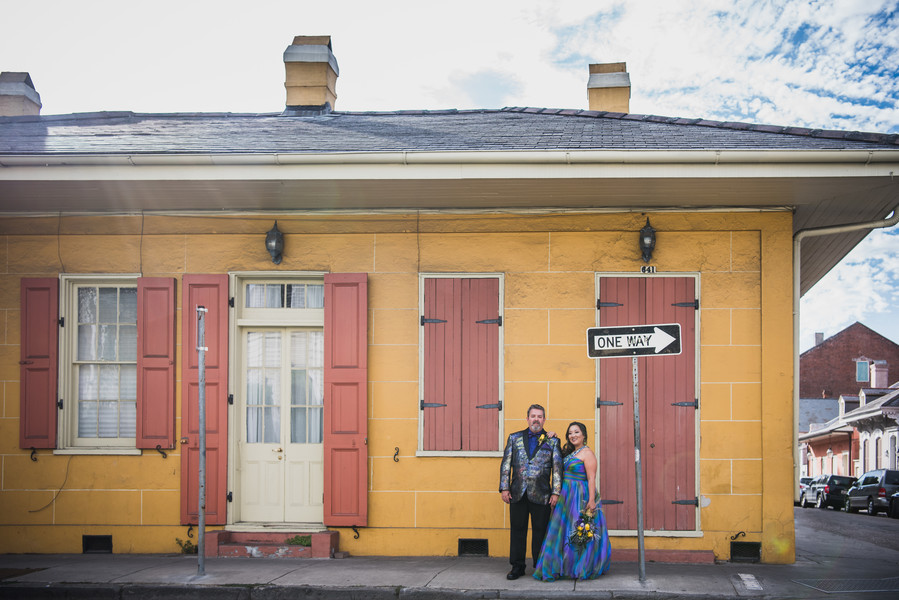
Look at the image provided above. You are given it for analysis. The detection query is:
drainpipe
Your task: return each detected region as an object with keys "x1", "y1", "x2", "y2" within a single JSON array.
[{"x1": 793, "y1": 205, "x2": 899, "y2": 501}]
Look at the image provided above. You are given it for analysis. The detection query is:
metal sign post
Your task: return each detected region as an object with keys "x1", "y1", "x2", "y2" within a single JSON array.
[
  {"x1": 587, "y1": 323, "x2": 682, "y2": 584},
  {"x1": 196, "y1": 306, "x2": 208, "y2": 576},
  {"x1": 632, "y1": 356, "x2": 645, "y2": 582}
]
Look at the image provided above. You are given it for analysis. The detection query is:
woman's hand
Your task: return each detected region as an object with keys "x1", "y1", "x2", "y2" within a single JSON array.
[{"x1": 586, "y1": 498, "x2": 596, "y2": 512}]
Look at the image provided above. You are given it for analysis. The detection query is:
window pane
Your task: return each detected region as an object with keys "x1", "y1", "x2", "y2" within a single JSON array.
[
  {"x1": 121, "y1": 366, "x2": 137, "y2": 400},
  {"x1": 119, "y1": 288, "x2": 137, "y2": 323},
  {"x1": 263, "y1": 407, "x2": 280, "y2": 443},
  {"x1": 98, "y1": 401, "x2": 118, "y2": 437},
  {"x1": 120, "y1": 402, "x2": 136, "y2": 438},
  {"x1": 308, "y1": 331, "x2": 324, "y2": 367},
  {"x1": 264, "y1": 332, "x2": 281, "y2": 366},
  {"x1": 99, "y1": 365, "x2": 119, "y2": 400},
  {"x1": 292, "y1": 369, "x2": 307, "y2": 404},
  {"x1": 287, "y1": 284, "x2": 305, "y2": 308},
  {"x1": 246, "y1": 407, "x2": 262, "y2": 443},
  {"x1": 98, "y1": 288, "x2": 118, "y2": 322},
  {"x1": 119, "y1": 326, "x2": 137, "y2": 361},
  {"x1": 246, "y1": 369, "x2": 262, "y2": 406},
  {"x1": 98, "y1": 324, "x2": 117, "y2": 361},
  {"x1": 78, "y1": 401, "x2": 98, "y2": 437},
  {"x1": 291, "y1": 407, "x2": 307, "y2": 443},
  {"x1": 308, "y1": 407, "x2": 323, "y2": 443},
  {"x1": 79, "y1": 365, "x2": 99, "y2": 400},
  {"x1": 264, "y1": 371, "x2": 280, "y2": 406},
  {"x1": 308, "y1": 371, "x2": 323, "y2": 406},
  {"x1": 246, "y1": 284, "x2": 266, "y2": 308},
  {"x1": 247, "y1": 333, "x2": 263, "y2": 367},
  {"x1": 307, "y1": 284, "x2": 324, "y2": 308},
  {"x1": 291, "y1": 332, "x2": 307, "y2": 368},
  {"x1": 78, "y1": 287, "x2": 97, "y2": 323},
  {"x1": 78, "y1": 324, "x2": 97, "y2": 360},
  {"x1": 265, "y1": 284, "x2": 283, "y2": 308}
]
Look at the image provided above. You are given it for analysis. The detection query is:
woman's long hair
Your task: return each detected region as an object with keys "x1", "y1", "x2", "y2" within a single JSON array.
[{"x1": 561, "y1": 421, "x2": 588, "y2": 457}]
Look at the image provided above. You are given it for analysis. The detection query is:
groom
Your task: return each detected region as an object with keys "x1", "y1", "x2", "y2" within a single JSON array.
[{"x1": 499, "y1": 404, "x2": 562, "y2": 580}]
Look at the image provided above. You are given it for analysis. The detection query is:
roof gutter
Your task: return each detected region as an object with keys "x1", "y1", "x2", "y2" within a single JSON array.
[{"x1": 792, "y1": 204, "x2": 899, "y2": 501}]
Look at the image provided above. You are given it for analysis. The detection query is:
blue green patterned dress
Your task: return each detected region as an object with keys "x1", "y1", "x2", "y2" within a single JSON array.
[{"x1": 533, "y1": 452, "x2": 612, "y2": 580}]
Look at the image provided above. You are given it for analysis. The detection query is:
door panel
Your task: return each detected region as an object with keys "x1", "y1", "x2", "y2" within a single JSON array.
[
  {"x1": 598, "y1": 276, "x2": 697, "y2": 532},
  {"x1": 239, "y1": 329, "x2": 324, "y2": 523}
]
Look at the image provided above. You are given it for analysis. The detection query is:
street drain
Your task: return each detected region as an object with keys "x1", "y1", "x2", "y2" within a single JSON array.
[{"x1": 793, "y1": 577, "x2": 899, "y2": 594}]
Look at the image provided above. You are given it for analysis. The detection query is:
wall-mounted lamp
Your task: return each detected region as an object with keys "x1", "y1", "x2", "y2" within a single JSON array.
[
  {"x1": 639, "y1": 217, "x2": 656, "y2": 263},
  {"x1": 265, "y1": 221, "x2": 284, "y2": 264}
]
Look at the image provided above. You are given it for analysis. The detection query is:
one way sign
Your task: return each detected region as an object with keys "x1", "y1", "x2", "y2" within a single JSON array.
[{"x1": 586, "y1": 323, "x2": 681, "y2": 358}]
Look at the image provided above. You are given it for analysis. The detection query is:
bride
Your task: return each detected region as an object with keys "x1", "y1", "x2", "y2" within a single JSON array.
[{"x1": 533, "y1": 421, "x2": 611, "y2": 580}]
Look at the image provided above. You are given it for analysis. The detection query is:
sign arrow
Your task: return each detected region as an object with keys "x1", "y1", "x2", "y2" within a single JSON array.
[{"x1": 649, "y1": 327, "x2": 676, "y2": 353}]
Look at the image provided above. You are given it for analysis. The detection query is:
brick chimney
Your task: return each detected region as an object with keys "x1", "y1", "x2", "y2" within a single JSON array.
[
  {"x1": 815, "y1": 332, "x2": 824, "y2": 346},
  {"x1": 871, "y1": 361, "x2": 888, "y2": 388},
  {"x1": 283, "y1": 36, "x2": 339, "y2": 114},
  {"x1": 587, "y1": 62, "x2": 630, "y2": 113},
  {"x1": 0, "y1": 72, "x2": 41, "y2": 116}
]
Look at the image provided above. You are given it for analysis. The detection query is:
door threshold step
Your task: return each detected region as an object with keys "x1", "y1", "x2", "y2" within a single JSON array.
[{"x1": 204, "y1": 530, "x2": 341, "y2": 558}]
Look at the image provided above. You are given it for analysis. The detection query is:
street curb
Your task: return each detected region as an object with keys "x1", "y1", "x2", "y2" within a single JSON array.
[{"x1": 0, "y1": 582, "x2": 774, "y2": 600}]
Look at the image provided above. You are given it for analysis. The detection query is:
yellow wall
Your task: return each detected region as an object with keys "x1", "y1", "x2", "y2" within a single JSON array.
[{"x1": 0, "y1": 211, "x2": 794, "y2": 562}]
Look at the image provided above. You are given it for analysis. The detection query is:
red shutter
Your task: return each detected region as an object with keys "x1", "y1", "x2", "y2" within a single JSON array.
[
  {"x1": 422, "y1": 278, "x2": 462, "y2": 451},
  {"x1": 180, "y1": 274, "x2": 229, "y2": 525},
  {"x1": 422, "y1": 277, "x2": 500, "y2": 452},
  {"x1": 19, "y1": 278, "x2": 59, "y2": 449},
  {"x1": 598, "y1": 276, "x2": 696, "y2": 532},
  {"x1": 461, "y1": 278, "x2": 500, "y2": 451},
  {"x1": 136, "y1": 278, "x2": 176, "y2": 449},
  {"x1": 323, "y1": 273, "x2": 368, "y2": 526}
]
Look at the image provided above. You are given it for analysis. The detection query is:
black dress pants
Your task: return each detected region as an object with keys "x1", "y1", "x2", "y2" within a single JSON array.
[{"x1": 509, "y1": 494, "x2": 552, "y2": 571}]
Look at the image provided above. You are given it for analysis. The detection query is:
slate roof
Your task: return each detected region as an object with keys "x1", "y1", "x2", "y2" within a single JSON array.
[{"x1": 2, "y1": 107, "x2": 898, "y2": 155}]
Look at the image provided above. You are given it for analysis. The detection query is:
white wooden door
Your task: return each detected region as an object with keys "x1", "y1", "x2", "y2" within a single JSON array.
[{"x1": 239, "y1": 328, "x2": 324, "y2": 523}]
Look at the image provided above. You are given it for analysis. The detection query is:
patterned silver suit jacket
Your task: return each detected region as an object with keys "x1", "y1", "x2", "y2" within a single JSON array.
[{"x1": 499, "y1": 429, "x2": 563, "y2": 504}]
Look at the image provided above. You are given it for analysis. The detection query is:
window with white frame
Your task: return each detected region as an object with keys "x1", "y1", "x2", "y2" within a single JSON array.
[
  {"x1": 856, "y1": 359, "x2": 870, "y2": 382},
  {"x1": 60, "y1": 276, "x2": 138, "y2": 448}
]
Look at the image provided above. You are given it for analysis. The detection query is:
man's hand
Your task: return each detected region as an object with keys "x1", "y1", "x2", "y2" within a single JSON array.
[
  {"x1": 549, "y1": 493, "x2": 559, "y2": 507},
  {"x1": 501, "y1": 490, "x2": 511, "y2": 504}
]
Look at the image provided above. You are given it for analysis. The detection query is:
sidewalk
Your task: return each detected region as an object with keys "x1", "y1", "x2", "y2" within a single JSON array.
[{"x1": 5, "y1": 552, "x2": 897, "y2": 600}]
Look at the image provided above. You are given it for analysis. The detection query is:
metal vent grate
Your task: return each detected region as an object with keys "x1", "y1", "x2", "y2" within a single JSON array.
[
  {"x1": 458, "y1": 538, "x2": 488, "y2": 557},
  {"x1": 730, "y1": 541, "x2": 760, "y2": 563},
  {"x1": 82, "y1": 535, "x2": 113, "y2": 554}
]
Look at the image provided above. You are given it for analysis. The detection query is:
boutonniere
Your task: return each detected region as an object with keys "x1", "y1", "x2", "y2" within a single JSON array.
[{"x1": 537, "y1": 433, "x2": 547, "y2": 447}]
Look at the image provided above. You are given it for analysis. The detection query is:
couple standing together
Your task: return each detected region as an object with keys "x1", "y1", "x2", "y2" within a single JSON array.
[{"x1": 499, "y1": 404, "x2": 612, "y2": 581}]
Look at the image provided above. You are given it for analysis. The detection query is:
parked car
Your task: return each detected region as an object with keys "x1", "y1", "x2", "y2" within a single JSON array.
[
  {"x1": 845, "y1": 469, "x2": 899, "y2": 515},
  {"x1": 796, "y1": 477, "x2": 812, "y2": 505},
  {"x1": 801, "y1": 474, "x2": 856, "y2": 509},
  {"x1": 889, "y1": 491, "x2": 899, "y2": 519}
]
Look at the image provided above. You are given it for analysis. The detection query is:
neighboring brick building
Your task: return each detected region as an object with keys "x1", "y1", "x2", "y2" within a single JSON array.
[{"x1": 800, "y1": 323, "x2": 899, "y2": 399}]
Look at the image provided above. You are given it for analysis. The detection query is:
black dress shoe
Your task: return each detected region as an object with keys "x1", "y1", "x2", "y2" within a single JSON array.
[{"x1": 506, "y1": 569, "x2": 525, "y2": 580}]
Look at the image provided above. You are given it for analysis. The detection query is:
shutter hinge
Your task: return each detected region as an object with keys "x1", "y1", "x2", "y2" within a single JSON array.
[
  {"x1": 597, "y1": 398, "x2": 624, "y2": 407},
  {"x1": 58, "y1": 317, "x2": 65, "y2": 327},
  {"x1": 228, "y1": 394, "x2": 234, "y2": 405},
  {"x1": 672, "y1": 497, "x2": 699, "y2": 506},
  {"x1": 476, "y1": 402, "x2": 502, "y2": 410},
  {"x1": 672, "y1": 399, "x2": 699, "y2": 409},
  {"x1": 476, "y1": 316, "x2": 502, "y2": 325},
  {"x1": 421, "y1": 316, "x2": 447, "y2": 325},
  {"x1": 597, "y1": 300, "x2": 623, "y2": 309},
  {"x1": 228, "y1": 297, "x2": 235, "y2": 308},
  {"x1": 227, "y1": 492, "x2": 233, "y2": 502},
  {"x1": 602, "y1": 499, "x2": 624, "y2": 505},
  {"x1": 420, "y1": 400, "x2": 448, "y2": 409},
  {"x1": 672, "y1": 299, "x2": 699, "y2": 309},
  {"x1": 57, "y1": 399, "x2": 63, "y2": 409}
]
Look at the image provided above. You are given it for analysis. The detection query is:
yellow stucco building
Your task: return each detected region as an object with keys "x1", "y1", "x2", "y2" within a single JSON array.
[{"x1": 1, "y1": 37, "x2": 897, "y2": 564}]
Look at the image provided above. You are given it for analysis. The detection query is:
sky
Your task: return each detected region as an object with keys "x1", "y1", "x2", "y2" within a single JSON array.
[{"x1": 2, "y1": 0, "x2": 898, "y2": 351}]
